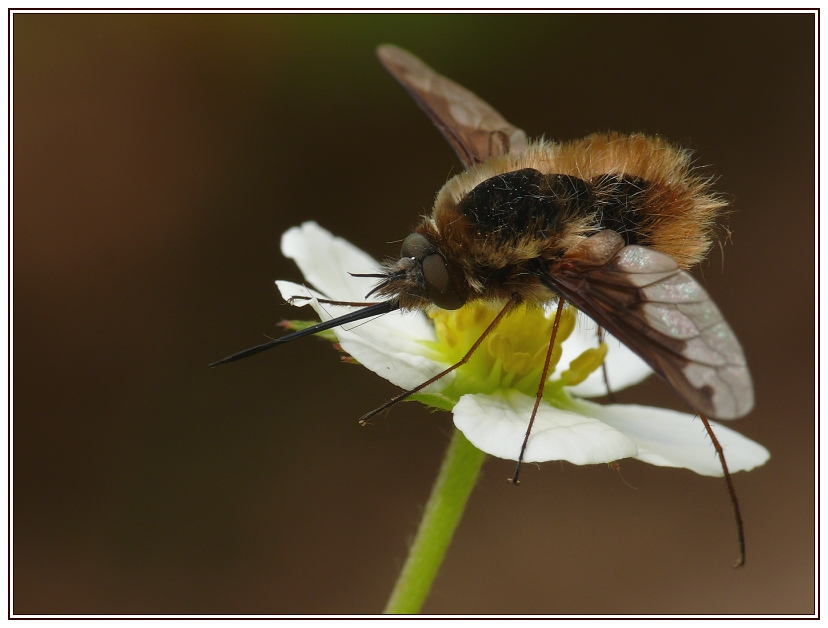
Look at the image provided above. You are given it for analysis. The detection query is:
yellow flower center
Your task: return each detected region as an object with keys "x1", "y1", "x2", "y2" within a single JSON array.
[{"x1": 417, "y1": 302, "x2": 608, "y2": 407}]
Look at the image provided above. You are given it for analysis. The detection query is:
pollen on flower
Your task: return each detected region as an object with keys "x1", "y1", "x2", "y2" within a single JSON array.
[{"x1": 420, "y1": 301, "x2": 602, "y2": 402}]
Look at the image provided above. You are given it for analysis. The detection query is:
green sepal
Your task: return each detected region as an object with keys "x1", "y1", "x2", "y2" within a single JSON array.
[{"x1": 408, "y1": 392, "x2": 458, "y2": 413}]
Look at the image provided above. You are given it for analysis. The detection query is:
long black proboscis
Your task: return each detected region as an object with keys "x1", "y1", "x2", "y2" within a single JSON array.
[{"x1": 209, "y1": 300, "x2": 399, "y2": 367}]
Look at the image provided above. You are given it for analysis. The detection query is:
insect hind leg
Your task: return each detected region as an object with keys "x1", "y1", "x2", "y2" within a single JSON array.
[
  {"x1": 508, "y1": 297, "x2": 567, "y2": 486},
  {"x1": 699, "y1": 413, "x2": 746, "y2": 568},
  {"x1": 597, "y1": 326, "x2": 617, "y2": 402}
]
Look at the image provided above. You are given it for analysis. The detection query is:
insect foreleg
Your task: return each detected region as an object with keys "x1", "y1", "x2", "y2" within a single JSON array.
[
  {"x1": 358, "y1": 296, "x2": 519, "y2": 426},
  {"x1": 287, "y1": 295, "x2": 381, "y2": 308}
]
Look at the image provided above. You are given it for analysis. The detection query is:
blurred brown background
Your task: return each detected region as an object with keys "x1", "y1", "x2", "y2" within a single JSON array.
[{"x1": 13, "y1": 13, "x2": 814, "y2": 615}]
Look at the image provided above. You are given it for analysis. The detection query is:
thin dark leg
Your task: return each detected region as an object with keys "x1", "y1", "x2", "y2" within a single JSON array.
[
  {"x1": 288, "y1": 295, "x2": 380, "y2": 307},
  {"x1": 699, "y1": 413, "x2": 746, "y2": 568},
  {"x1": 597, "y1": 326, "x2": 616, "y2": 403},
  {"x1": 358, "y1": 297, "x2": 518, "y2": 426},
  {"x1": 509, "y1": 298, "x2": 567, "y2": 486}
]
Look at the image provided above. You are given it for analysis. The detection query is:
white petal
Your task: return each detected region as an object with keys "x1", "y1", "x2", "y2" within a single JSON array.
[
  {"x1": 569, "y1": 399, "x2": 770, "y2": 476},
  {"x1": 280, "y1": 221, "x2": 384, "y2": 303},
  {"x1": 280, "y1": 223, "x2": 436, "y2": 340},
  {"x1": 453, "y1": 391, "x2": 638, "y2": 464},
  {"x1": 554, "y1": 315, "x2": 652, "y2": 396},
  {"x1": 276, "y1": 280, "x2": 450, "y2": 391}
]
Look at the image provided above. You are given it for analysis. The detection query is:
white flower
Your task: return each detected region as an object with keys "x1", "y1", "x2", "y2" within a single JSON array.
[{"x1": 276, "y1": 222, "x2": 769, "y2": 476}]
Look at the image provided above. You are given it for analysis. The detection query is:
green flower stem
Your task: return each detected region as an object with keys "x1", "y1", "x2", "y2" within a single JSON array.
[{"x1": 383, "y1": 428, "x2": 486, "y2": 614}]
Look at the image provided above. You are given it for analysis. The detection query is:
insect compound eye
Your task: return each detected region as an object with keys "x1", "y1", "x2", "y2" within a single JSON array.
[
  {"x1": 400, "y1": 233, "x2": 432, "y2": 259},
  {"x1": 422, "y1": 254, "x2": 465, "y2": 310}
]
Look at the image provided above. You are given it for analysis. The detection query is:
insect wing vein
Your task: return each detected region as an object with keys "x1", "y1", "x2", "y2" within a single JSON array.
[{"x1": 545, "y1": 238, "x2": 754, "y2": 420}]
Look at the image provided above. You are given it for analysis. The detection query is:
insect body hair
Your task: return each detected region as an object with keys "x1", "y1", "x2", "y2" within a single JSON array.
[
  {"x1": 431, "y1": 134, "x2": 724, "y2": 272},
  {"x1": 376, "y1": 133, "x2": 726, "y2": 310}
]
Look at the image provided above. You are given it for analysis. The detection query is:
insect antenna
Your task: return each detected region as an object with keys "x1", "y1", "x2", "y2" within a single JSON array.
[
  {"x1": 358, "y1": 296, "x2": 518, "y2": 426},
  {"x1": 359, "y1": 271, "x2": 404, "y2": 300},
  {"x1": 699, "y1": 412, "x2": 746, "y2": 568},
  {"x1": 508, "y1": 298, "x2": 567, "y2": 486},
  {"x1": 209, "y1": 300, "x2": 399, "y2": 367}
]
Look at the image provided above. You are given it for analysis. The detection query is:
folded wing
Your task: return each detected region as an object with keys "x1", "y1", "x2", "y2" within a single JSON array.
[
  {"x1": 543, "y1": 231, "x2": 754, "y2": 420},
  {"x1": 377, "y1": 44, "x2": 528, "y2": 167}
]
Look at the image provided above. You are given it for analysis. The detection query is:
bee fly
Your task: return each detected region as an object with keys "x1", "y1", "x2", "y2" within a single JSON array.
[{"x1": 212, "y1": 45, "x2": 754, "y2": 565}]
